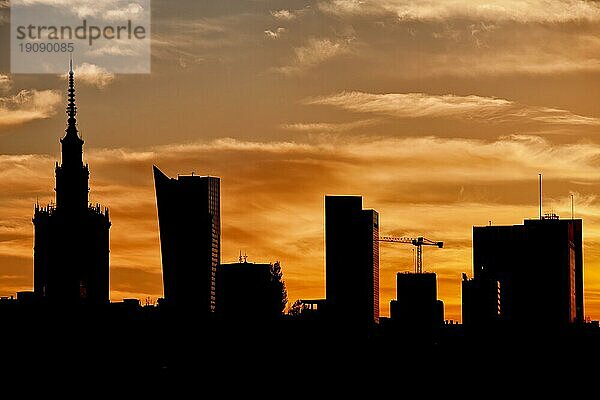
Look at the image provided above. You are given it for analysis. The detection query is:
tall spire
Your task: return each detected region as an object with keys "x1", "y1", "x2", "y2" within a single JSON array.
[
  {"x1": 66, "y1": 54, "x2": 78, "y2": 135},
  {"x1": 60, "y1": 55, "x2": 84, "y2": 168}
]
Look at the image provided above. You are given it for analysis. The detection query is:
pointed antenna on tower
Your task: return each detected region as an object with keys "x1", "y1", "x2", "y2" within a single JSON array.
[{"x1": 539, "y1": 173, "x2": 543, "y2": 220}]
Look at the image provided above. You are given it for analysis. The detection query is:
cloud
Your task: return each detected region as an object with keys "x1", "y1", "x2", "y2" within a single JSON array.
[
  {"x1": 67, "y1": 135, "x2": 600, "y2": 194},
  {"x1": 0, "y1": 90, "x2": 61, "y2": 129},
  {"x1": 401, "y1": 44, "x2": 600, "y2": 77},
  {"x1": 271, "y1": 9, "x2": 296, "y2": 20},
  {"x1": 281, "y1": 119, "x2": 380, "y2": 133},
  {"x1": 264, "y1": 27, "x2": 287, "y2": 39},
  {"x1": 311, "y1": 2, "x2": 600, "y2": 77},
  {"x1": 68, "y1": 63, "x2": 115, "y2": 89},
  {"x1": 273, "y1": 37, "x2": 352, "y2": 75},
  {"x1": 151, "y1": 15, "x2": 253, "y2": 66},
  {"x1": 0, "y1": 75, "x2": 11, "y2": 92},
  {"x1": 87, "y1": 42, "x2": 139, "y2": 57},
  {"x1": 16, "y1": 0, "x2": 148, "y2": 20},
  {"x1": 103, "y1": 2, "x2": 145, "y2": 21},
  {"x1": 0, "y1": 0, "x2": 6, "y2": 23},
  {"x1": 318, "y1": 0, "x2": 600, "y2": 23},
  {"x1": 306, "y1": 91, "x2": 511, "y2": 117},
  {"x1": 304, "y1": 92, "x2": 600, "y2": 126},
  {"x1": 270, "y1": 8, "x2": 308, "y2": 20}
]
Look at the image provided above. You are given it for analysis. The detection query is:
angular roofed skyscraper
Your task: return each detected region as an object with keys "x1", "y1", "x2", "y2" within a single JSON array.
[{"x1": 153, "y1": 166, "x2": 220, "y2": 313}]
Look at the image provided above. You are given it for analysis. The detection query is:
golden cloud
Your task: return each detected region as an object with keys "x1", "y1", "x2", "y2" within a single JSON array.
[
  {"x1": 319, "y1": 0, "x2": 600, "y2": 23},
  {"x1": 281, "y1": 118, "x2": 380, "y2": 133},
  {"x1": 0, "y1": 90, "x2": 62, "y2": 130},
  {"x1": 273, "y1": 37, "x2": 353, "y2": 75},
  {"x1": 0, "y1": 75, "x2": 11, "y2": 92},
  {"x1": 304, "y1": 92, "x2": 600, "y2": 126}
]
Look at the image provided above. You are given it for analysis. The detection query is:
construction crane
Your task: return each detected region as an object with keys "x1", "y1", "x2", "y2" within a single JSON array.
[{"x1": 379, "y1": 236, "x2": 443, "y2": 274}]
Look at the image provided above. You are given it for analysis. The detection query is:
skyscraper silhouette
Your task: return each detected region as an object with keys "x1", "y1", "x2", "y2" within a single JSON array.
[
  {"x1": 33, "y1": 62, "x2": 111, "y2": 305},
  {"x1": 153, "y1": 167, "x2": 220, "y2": 312},
  {"x1": 325, "y1": 196, "x2": 379, "y2": 328},
  {"x1": 464, "y1": 216, "x2": 583, "y2": 327}
]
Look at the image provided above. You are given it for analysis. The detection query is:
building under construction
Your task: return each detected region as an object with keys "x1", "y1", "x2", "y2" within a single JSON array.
[{"x1": 463, "y1": 216, "x2": 583, "y2": 328}]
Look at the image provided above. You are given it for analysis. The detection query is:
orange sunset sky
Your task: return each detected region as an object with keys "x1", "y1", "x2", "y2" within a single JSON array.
[{"x1": 1, "y1": 1, "x2": 600, "y2": 321}]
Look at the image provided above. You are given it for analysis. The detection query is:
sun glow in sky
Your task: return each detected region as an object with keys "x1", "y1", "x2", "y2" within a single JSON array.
[{"x1": 1, "y1": 1, "x2": 600, "y2": 321}]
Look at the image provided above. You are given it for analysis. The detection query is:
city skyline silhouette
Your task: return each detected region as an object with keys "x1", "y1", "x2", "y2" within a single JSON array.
[
  {"x1": 0, "y1": 70, "x2": 596, "y2": 375},
  {"x1": 3, "y1": 1, "x2": 600, "y2": 325},
  {"x1": 0, "y1": 66, "x2": 591, "y2": 334},
  {"x1": 2, "y1": 71, "x2": 599, "y2": 322}
]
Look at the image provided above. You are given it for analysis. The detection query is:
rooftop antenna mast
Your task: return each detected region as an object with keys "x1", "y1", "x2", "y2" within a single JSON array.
[
  {"x1": 571, "y1": 194, "x2": 574, "y2": 220},
  {"x1": 539, "y1": 173, "x2": 543, "y2": 220}
]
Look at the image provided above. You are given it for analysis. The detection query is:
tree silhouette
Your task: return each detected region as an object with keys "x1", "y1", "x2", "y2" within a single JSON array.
[
  {"x1": 287, "y1": 299, "x2": 304, "y2": 316},
  {"x1": 271, "y1": 261, "x2": 287, "y2": 315}
]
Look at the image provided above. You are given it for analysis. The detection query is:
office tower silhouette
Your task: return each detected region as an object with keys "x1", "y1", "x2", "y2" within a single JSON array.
[
  {"x1": 325, "y1": 196, "x2": 379, "y2": 327},
  {"x1": 390, "y1": 272, "x2": 443, "y2": 330},
  {"x1": 216, "y1": 260, "x2": 285, "y2": 319},
  {"x1": 464, "y1": 216, "x2": 583, "y2": 327},
  {"x1": 32, "y1": 62, "x2": 111, "y2": 305},
  {"x1": 153, "y1": 166, "x2": 220, "y2": 312},
  {"x1": 462, "y1": 272, "x2": 500, "y2": 328}
]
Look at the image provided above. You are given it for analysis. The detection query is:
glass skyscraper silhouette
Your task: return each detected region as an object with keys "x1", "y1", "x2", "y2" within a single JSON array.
[{"x1": 153, "y1": 166, "x2": 220, "y2": 312}]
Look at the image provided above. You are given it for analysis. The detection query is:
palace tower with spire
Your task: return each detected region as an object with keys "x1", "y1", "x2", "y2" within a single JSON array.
[{"x1": 33, "y1": 61, "x2": 111, "y2": 305}]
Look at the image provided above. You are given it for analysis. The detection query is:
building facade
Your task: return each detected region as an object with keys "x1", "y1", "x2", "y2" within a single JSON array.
[
  {"x1": 464, "y1": 217, "x2": 583, "y2": 327},
  {"x1": 390, "y1": 272, "x2": 444, "y2": 330},
  {"x1": 33, "y1": 64, "x2": 111, "y2": 305},
  {"x1": 153, "y1": 166, "x2": 220, "y2": 312},
  {"x1": 216, "y1": 260, "x2": 284, "y2": 319},
  {"x1": 325, "y1": 195, "x2": 379, "y2": 327}
]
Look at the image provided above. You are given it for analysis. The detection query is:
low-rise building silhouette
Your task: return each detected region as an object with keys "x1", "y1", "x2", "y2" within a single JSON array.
[
  {"x1": 216, "y1": 259, "x2": 285, "y2": 319},
  {"x1": 390, "y1": 272, "x2": 444, "y2": 331}
]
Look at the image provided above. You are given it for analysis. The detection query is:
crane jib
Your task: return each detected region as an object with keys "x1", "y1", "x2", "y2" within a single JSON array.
[{"x1": 377, "y1": 235, "x2": 444, "y2": 274}]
